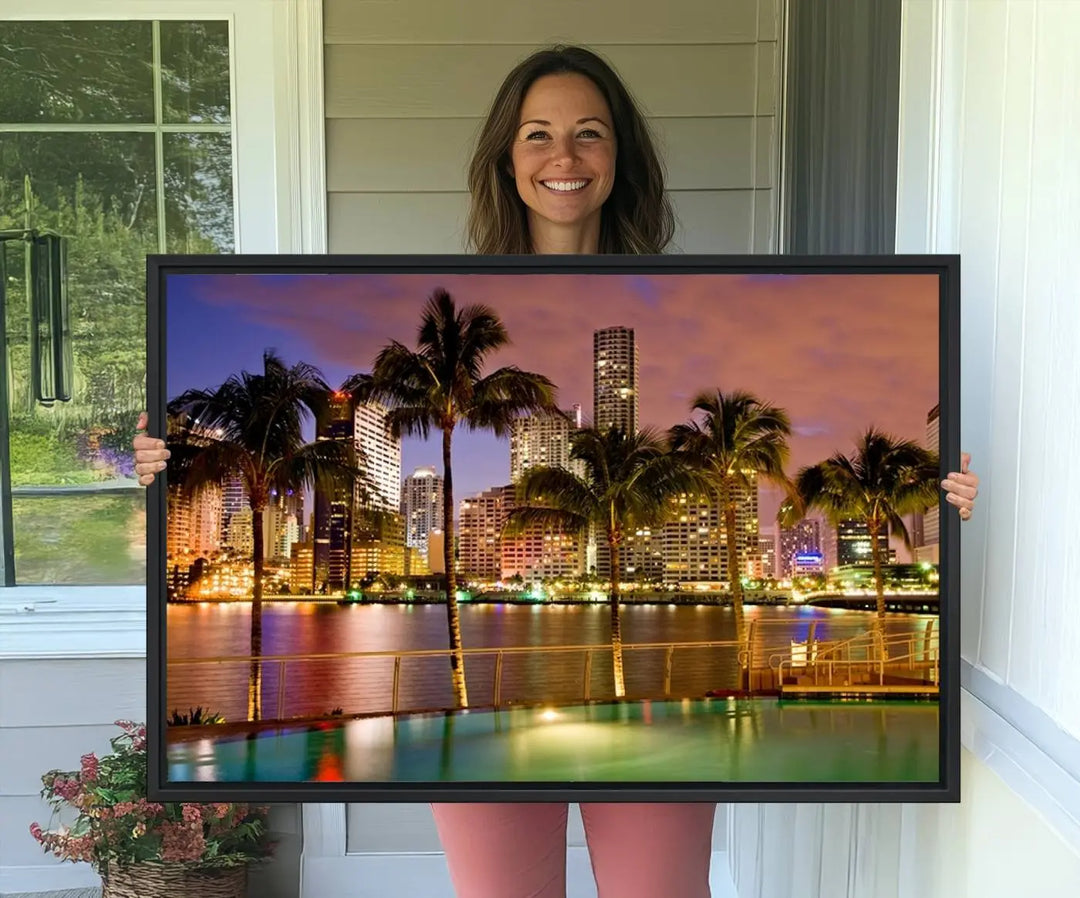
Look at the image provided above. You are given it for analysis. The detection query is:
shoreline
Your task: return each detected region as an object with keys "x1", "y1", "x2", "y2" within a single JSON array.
[{"x1": 166, "y1": 592, "x2": 940, "y2": 613}]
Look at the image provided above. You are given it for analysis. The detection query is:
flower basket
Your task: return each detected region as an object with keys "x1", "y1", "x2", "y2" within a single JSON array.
[
  {"x1": 101, "y1": 861, "x2": 247, "y2": 898},
  {"x1": 30, "y1": 721, "x2": 274, "y2": 890}
]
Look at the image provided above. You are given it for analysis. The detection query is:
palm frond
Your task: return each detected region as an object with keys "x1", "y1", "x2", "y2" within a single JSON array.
[{"x1": 465, "y1": 367, "x2": 559, "y2": 436}]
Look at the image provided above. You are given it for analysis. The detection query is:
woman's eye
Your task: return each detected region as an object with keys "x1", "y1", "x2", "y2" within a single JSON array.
[
  {"x1": 525, "y1": 130, "x2": 550, "y2": 140},
  {"x1": 579, "y1": 129, "x2": 601, "y2": 138}
]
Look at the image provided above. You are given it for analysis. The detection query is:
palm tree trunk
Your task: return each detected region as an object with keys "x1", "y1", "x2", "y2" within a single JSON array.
[
  {"x1": 723, "y1": 482, "x2": 746, "y2": 644},
  {"x1": 442, "y1": 427, "x2": 469, "y2": 708},
  {"x1": 870, "y1": 519, "x2": 886, "y2": 621},
  {"x1": 608, "y1": 537, "x2": 626, "y2": 698},
  {"x1": 248, "y1": 502, "x2": 265, "y2": 722}
]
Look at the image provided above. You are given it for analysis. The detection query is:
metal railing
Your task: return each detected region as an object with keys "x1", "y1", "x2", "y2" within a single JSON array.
[
  {"x1": 166, "y1": 617, "x2": 942, "y2": 723},
  {"x1": 776, "y1": 644, "x2": 940, "y2": 689},
  {"x1": 167, "y1": 637, "x2": 750, "y2": 723}
]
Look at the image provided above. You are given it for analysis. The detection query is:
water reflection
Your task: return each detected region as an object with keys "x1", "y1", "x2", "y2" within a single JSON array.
[
  {"x1": 167, "y1": 603, "x2": 937, "y2": 723},
  {"x1": 167, "y1": 698, "x2": 938, "y2": 784}
]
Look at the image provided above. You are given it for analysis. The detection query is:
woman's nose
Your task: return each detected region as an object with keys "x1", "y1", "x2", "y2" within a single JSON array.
[{"x1": 549, "y1": 134, "x2": 579, "y2": 164}]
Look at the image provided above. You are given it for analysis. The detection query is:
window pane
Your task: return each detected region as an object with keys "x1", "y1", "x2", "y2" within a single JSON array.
[
  {"x1": 3, "y1": 133, "x2": 155, "y2": 585},
  {"x1": 0, "y1": 22, "x2": 154, "y2": 123},
  {"x1": 164, "y1": 133, "x2": 235, "y2": 252},
  {"x1": 2, "y1": 132, "x2": 156, "y2": 436},
  {"x1": 11, "y1": 492, "x2": 145, "y2": 584},
  {"x1": 160, "y1": 21, "x2": 232, "y2": 124}
]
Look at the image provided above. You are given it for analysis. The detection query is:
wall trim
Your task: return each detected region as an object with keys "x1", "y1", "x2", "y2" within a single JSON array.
[
  {"x1": 274, "y1": 0, "x2": 327, "y2": 254},
  {"x1": 961, "y1": 664, "x2": 1080, "y2": 853}
]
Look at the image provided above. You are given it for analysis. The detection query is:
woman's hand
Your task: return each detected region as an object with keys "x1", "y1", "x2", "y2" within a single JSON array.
[
  {"x1": 942, "y1": 452, "x2": 979, "y2": 520},
  {"x1": 133, "y1": 411, "x2": 170, "y2": 486}
]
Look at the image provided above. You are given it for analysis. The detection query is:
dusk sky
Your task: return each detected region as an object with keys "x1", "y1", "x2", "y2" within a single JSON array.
[{"x1": 166, "y1": 271, "x2": 941, "y2": 554}]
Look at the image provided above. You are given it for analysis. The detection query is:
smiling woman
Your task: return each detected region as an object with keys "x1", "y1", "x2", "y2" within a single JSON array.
[{"x1": 465, "y1": 45, "x2": 673, "y2": 256}]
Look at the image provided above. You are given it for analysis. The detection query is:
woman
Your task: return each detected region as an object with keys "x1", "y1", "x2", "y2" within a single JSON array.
[{"x1": 134, "y1": 45, "x2": 980, "y2": 898}]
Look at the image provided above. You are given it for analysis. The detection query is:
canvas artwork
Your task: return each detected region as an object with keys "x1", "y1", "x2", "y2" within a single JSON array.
[{"x1": 147, "y1": 255, "x2": 959, "y2": 802}]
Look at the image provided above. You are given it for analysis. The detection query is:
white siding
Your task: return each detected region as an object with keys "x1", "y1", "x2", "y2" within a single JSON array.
[
  {"x1": 728, "y1": 0, "x2": 1080, "y2": 894},
  {"x1": 324, "y1": 0, "x2": 782, "y2": 255}
]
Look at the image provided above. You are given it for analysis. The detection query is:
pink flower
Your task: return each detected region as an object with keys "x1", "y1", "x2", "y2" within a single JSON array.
[
  {"x1": 51, "y1": 776, "x2": 82, "y2": 802},
  {"x1": 159, "y1": 821, "x2": 206, "y2": 862},
  {"x1": 29, "y1": 822, "x2": 43, "y2": 842},
  {"x1": 181, "y1": 805, "x2": 203, "y2": 825},
  {"x1": 80, "y1": 753, "x2": 99, "y2": 782}
]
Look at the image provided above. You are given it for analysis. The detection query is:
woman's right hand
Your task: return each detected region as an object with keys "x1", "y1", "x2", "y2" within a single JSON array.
[{"x1": 133, "y1": 411, "x2": 170, "y2": 486}]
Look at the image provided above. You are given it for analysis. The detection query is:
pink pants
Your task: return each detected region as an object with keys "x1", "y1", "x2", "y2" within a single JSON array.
[{"x1": 431, "y1": 802, "x2": 716, "y2": 898}]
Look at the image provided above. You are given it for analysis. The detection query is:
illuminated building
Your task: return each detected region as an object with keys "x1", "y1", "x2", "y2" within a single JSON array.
[
  {"x1": 510, "y1": 405, "x2": 584, "y2": 483},
  {"x1": 290, "y1": 542, "x2": 315, "y2": 594},
  {"x1": 754, "y1": 533, "x2": 778, "y2": 579},
  {"x1": 313, "y1": 392, "x2": 402, "y2": 592},
  {"x1": 835, "y1": 519, "x2": 894, "y2": 566},
  {"x1": 167, "y1": 481, "x2": 222, "y2": 558},
  {"x1": 355, "y1": 400, "x2": 402, "y2": 512},
  {"x1": 403, "y1": 466, "x2": 444, "y2": 561},
  {"x1": 914, "y1": 403, "x2": 940, "y2": 563},
  {"x1": 593, "y1": 326, "x2": 638, "y2": 434},
  {"x1": 458, "y1": 485, "x2": 516, "y2": 580},
  {"x1": 779, "y1": 519, "x2": 821, "y2": 578},
  {"x1": 659, "y1": 475, "x2": 759, "y2": 585}
]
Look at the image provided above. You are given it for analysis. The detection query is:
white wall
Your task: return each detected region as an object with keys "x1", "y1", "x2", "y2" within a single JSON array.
[{"x1": 728, "y1": 0, "x2": 1080, "y2": 894}]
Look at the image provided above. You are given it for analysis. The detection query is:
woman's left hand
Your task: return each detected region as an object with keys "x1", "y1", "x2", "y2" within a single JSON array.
[{"x1": 942, "y1": 452, "x2": 979, "y2": 521}]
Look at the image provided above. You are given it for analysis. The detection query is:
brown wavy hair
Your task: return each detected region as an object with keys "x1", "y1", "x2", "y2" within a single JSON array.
[{"x1": 466, "y1": 45, "x2": 675, "y2": 255}]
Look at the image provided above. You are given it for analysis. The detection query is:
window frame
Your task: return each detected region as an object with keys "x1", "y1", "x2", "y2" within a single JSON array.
[{"x1": 0, "y1": 0, "x2": 326, "y2": 649}]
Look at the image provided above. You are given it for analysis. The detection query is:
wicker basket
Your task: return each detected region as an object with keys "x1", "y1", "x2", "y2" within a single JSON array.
[{"x1": 100, "y1": 862, "x2": 248, "y2": 898}]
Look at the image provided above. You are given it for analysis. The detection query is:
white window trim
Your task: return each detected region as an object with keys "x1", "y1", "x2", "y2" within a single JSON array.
[{"x1": 0, "y1": 0, "x2": 326, "y2": 657}]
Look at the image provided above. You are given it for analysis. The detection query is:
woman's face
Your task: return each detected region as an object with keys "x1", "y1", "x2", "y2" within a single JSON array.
[{"x1": 509, "y1": 73, "x2": 617, "y2": 236}]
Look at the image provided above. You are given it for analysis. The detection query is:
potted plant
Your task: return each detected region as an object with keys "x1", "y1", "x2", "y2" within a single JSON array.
[{"x1": 30, "y1": 720, "x2": 274, "y2": 897}]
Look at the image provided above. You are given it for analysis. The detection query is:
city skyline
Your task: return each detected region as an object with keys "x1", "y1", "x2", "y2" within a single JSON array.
[{"x1": 166, "y1": 271, "x2": 940, "y2": 552}]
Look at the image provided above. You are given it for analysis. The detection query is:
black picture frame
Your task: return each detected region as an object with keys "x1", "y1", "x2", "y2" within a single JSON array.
[{"x1": 146, "y1": 252, "x2": 961, "y2": 804}]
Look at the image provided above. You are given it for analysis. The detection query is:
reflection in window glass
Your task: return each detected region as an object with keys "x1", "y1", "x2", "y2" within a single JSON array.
[
  {"x1": 12, "y1": 493, "x2": 146, "y2": 585},
  {"x1": 0, "y1": 22, "x2": 154, "y2": 124},
  {"x1": 160, "y1": 21, "x2": 232, "y2": 124},
  {"x1": 164, "y1": 133, "x2": 235, "y2": 253}
]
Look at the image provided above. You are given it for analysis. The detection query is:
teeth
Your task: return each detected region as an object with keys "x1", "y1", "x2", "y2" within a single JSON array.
[{"x1": 543, "y1": 180, "x2": 588, "y2": 191}]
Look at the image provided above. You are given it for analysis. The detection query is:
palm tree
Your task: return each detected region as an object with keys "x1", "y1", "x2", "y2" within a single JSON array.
[
  {"x1": 779, "y1": 427, "x2": 939, "y2": 620},
  {"x1": 167, "y1": 351, "x2": 376, "y2": 720},
  {"x1": 358, "y1": 288, "x2": 558, "y2": 708},
  {"x1": 668, "y1": 390, "x2": 794, "y2": 641},
  {"x1": 505, "y1": 426, "x2": 703, "y2": 697}
]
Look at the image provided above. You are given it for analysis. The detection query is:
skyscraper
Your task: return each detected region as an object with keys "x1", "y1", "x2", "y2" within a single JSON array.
[
  {"x1": 510, "y1": 404, "x2": 583, "y2": 483},
  {"x1": 403, "y1": 466, "x2": 444, "y2": 561},
  {"x1": 355, "y1": 400, "x2": 402, "y2": 512},
  {"x1": 593, "y1": 326, "x2": 638, "y2": 434},
  {"x1": 915, "y1": 403, "x2": 940, "y2": 563},
  {"x1": 313, "y1": 392, "x2": 355, "y2": 592}
]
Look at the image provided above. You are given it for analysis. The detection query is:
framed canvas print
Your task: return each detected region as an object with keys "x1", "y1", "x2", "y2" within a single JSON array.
[{"x1": 146, "y1": 253, "x2": 960, "y2": 803}]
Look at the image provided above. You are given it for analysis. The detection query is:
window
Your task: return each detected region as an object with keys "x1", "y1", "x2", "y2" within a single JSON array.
[{"x1": 1, "y1": 19, "x2": 235, "y2": 585}]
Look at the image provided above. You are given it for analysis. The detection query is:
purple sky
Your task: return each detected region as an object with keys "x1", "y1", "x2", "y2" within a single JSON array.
[{"x1": 166, "y1": 271, "x2": 940, "y2": 552}]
